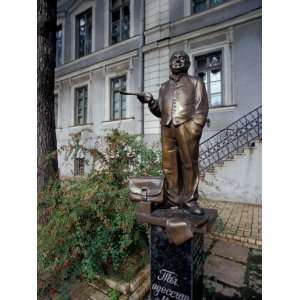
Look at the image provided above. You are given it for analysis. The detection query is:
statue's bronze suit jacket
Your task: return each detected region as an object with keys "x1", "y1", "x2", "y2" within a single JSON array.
[{"x1": 148, "y1": 74, "x2": 209, "y2": 205}]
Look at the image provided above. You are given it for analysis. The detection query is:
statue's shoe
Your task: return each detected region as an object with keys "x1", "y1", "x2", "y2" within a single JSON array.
[{"x1": 183, "y1": 201, "x2": 204, "y2": 215}]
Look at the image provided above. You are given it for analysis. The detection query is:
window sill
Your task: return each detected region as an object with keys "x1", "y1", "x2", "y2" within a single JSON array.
[
  {"x1": 108, "y1": 36, "x2": 137, "y2": 49},
  {"x1": 68, "y1": 123, "x2": 94, "y2": 128},
  {"x1": 209, "y1": 105, "x2": 237, "y2": 113},
  {"x1": 187, "y1": 0, "x2": 238, "y2": 19},
  {"x1": 102, "y1": 117, "x2": 135, "y2": 124},
  {"x1": 75, "y1": 53, "x2": 91, "y2": 60}
]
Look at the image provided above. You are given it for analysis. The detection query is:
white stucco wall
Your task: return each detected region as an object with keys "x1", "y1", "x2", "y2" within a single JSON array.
[
  {"x1": 199, "y1": 141, "x2": 262, "y2": 204},
  {"x1": 145, "y1": 0, "x2": 170, "y2": 30},
  {"x1": 144, "y1": 46, "x2": 170, "y2": 139},
  {"x1": 55, "y1": 55, "x2": 141, "y2": 177}
]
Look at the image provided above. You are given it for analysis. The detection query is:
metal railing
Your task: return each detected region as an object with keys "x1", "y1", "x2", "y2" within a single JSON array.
[{"x1": 199, "y1": 106, "x2": 262, "y2": 174}]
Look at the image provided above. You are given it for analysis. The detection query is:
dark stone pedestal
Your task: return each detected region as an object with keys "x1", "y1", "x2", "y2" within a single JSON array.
[
  {"x1": 147, "y1": 208, "x2": 217, "y2": 300},
  {"x1": 150, "y1": 225, "x2": 204, "y2": 300}
]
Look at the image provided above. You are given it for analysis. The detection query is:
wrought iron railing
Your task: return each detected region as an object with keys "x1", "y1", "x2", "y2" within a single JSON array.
[{"x1": 199, "y1": 106, "x2": 262, "y2": 174}]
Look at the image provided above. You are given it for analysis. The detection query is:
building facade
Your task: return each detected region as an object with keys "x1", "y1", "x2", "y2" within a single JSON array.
[{"x1": 55, "y1": 0, "x2": 262, "y2": 203}]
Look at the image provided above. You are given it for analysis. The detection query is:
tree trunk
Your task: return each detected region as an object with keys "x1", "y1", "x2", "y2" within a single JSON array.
[{"x1": 37, "y1": 0, "x2": 58, "y2": 194}]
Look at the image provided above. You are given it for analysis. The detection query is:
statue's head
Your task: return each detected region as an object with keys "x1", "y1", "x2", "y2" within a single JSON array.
[{"x1": 169, "y1": 51, "x2": 191, "y2": 75}]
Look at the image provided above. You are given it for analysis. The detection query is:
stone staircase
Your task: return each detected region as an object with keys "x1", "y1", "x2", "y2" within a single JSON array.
[
  {"x1": 199, "y1": 106, "x2": 262, "y2": 178},
  {"x1": 202, "y1": 139, "x2": 261, "y2": 175},
  {"x1": 198, "y1": 106, "x2": 262, "y2": 205}
]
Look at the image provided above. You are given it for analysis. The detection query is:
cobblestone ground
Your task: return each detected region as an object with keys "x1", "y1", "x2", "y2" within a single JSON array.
[{"x1": 200, "y1": 200, "x2": 262, "y2": 249}]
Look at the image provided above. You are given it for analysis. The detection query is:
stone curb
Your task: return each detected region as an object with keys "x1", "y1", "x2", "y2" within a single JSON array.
[
  {"x1": 129, "y1": 278, "x2": 150, "y2": 300},
  {"x1": 129, "y1": 265, "x2": 150, "y2": 293},
  {"x1": 104, "y1": 278, "x2": 130, "y2": 295},
  {"x1": 204, "y1": 279, "x2": 241, "y2": 298},
  {"x1": 89, "y1": 290, "x2": 109, "y2": 300},
  {"x1": 87, "y1": 281, "x2": 109, "y2": 297},
  {"x1": 94, "y1": 264, "x2": 150, "y2": 297},
  {"x1": 208, "y1": 233, "x2": 262, "y2": 249}
]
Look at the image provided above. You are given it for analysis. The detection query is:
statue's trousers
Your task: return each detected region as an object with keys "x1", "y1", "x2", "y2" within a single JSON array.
[{"x1": 161, "y1": 119, "x2": 203, "y2": 206}]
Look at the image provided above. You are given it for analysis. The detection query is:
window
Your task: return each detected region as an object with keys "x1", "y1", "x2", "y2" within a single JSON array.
[
  {"x1": 111, "y1": 76, "x2": 127, "y2": 120},
  {"x1": 74, "y1": 158, "x2": 85, "y2": 176},
  {"x1": 76, "y1": 8, "x2": 92, "y2": 58},
  {"x1": 56, "y1": 25, "x2": 63, "y2": 66},
  {"x1": 74, "y1": 86, "x2": 88, "y2": 125},
  {"x1": 54, "y1": 93, "x2": 58, "y2": 128},
  {"x1": 195, "y1": 51, "x2": 223, "y2": 107},
  {"x1": 192, "y1": 0, "x2": 226, "y2": 14},
  {"x1": 110, "y1": 0, "x2": 130, "y2": 45}
]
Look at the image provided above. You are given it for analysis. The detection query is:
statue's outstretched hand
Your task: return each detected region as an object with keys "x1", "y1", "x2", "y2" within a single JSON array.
[{"x1": 137, "y1": 92, "x2": 154, "y2": 104}]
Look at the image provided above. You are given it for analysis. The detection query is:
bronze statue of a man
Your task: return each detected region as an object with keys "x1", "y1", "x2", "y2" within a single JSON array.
[{"x1": 137, "y1": 51, "x2": 209, "y2": 214}]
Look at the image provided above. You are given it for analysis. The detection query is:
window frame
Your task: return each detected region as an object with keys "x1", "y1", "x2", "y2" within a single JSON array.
[
  {"x1": 110, "y1": 75, "x2": 127, "y2": 121},
  {"x1": 54, "y1": 93, "x2": 59, "y2": 128},
  {"x1": 189, "y1": 33, "x2": 234, "y2": 110},
  {"x1": 75, "y1": 7, "x2": 93, "y2": 59},
  {"x1": 190, "y1": 0, "x2": 230, "y2": 15},
  {"x1": 74, "y1": 85, "x2": 88, "y2": 126},
  {"x1": 74, "y1": 158, "x2": 85, "y2": 176},
  {"x1": 109, "y1": 0, "x2": 131, "y2": 45},
  {"x1": 194, "y1": 50, "x2": 224, "y2": 108},
  {"x1": 56, "y1": 24, "x2": 63, "y2": 67}
]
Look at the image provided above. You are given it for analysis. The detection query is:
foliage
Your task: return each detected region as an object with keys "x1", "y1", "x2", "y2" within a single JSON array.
[
  {"x1": 108, "y1": 288, "x2": 120, "y2": 300},
  {"x1": 38, "y1": 129, "x2": 161, "y2": 298}
]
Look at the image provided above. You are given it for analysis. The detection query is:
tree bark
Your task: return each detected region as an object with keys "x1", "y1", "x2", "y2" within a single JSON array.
[{"x1": 37, "y1": 0, "x2": 58, "y2": 194}]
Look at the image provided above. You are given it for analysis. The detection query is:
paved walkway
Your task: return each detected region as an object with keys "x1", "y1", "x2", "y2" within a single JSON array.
[
  {"x1": 57, "y1": 200, "x2": 263, "y2": 299},
  {"x1": 203, "y1": 238, "x2": 262, "y2": 299},
  {"x1": 143, "y1": 238, "x2": 261, "y2": 299},
  {"x1": 201, "y1": 199, "x2": 262, "y2": 249},
  {"x1": 64, "y1": 238, "x2": 262, "y2": 300}
]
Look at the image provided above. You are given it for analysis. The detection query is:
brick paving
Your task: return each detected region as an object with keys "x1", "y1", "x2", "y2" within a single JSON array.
[{"x1": 200, "y1": 199, "x2": 262, "y2": 249}]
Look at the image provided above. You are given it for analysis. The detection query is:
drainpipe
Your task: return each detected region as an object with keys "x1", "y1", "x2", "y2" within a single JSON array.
[{"x1": 138, "y1": 0, "x2": 145, "y2": 136}]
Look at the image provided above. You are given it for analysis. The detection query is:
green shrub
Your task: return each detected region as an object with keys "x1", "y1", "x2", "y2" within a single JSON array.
[
  {"x1": 108, "y1": 288, "x2": 120, "y2": 300},
  {"x1": 38, "y1": 129, "x2": 161, "y2": 298}
]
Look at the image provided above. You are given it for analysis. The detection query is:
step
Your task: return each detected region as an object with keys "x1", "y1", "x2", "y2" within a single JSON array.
[
  {"x1": 217, "y1": 161, "x2": 224, "y2": 167},
  {"x1": 235, "y1": 151, "x2": 245, "y2": 155},
  {"x1": 224, "y1": 158, "x2": 235, "y2": 162},
  {"x1": 244, "y1": 141, "x2": 256, "y2": 148},
  {"x1": 207, "y1": 167, "x2": 215, "y2": 173}
]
